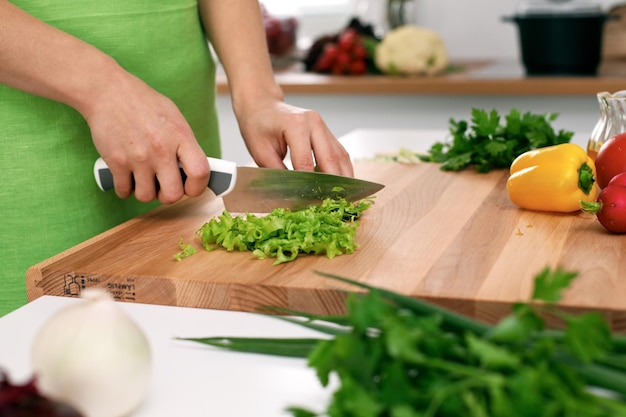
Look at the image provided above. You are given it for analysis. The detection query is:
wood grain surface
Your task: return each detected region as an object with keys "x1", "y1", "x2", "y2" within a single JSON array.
[
  {"x1": 26, "y1": 161, "x2": 626, "y2": 331},
  {"x1": 217, "y1": 61, "x2": 626, "y2": 96}
]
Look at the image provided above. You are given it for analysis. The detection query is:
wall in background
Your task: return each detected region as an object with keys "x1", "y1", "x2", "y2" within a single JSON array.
[
  {"x1": 264, "y1": 0, "x2": 622, "y2": 60},
  {"x1": 413, "y1": 0, "x2": 619, "y2": 60},
  {"x1": 414, "y1": 0, "x2": 519, "y2": 60}
]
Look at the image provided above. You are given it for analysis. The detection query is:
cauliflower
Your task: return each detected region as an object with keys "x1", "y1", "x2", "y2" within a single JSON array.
[{"x1": 375, "y1": 25, "x2": 449, "y2": 76}]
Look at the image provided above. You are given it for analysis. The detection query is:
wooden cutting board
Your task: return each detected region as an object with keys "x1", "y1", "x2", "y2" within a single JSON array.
[{"x1": 26, "y1": 160, "x2": 626, "y2": 331}]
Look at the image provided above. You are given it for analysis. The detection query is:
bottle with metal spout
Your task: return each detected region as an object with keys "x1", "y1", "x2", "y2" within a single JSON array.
[{"x1": 587, "y1": 90, "x2": 626, "y2": 161}]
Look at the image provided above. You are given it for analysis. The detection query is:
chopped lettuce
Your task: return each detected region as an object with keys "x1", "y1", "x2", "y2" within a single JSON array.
[
  {"x1": 173, "y1": 237, "x2": 198, "y2": 262},
  {"x1": 196, "y1": 198, "x2": 373, "y2": 265}
]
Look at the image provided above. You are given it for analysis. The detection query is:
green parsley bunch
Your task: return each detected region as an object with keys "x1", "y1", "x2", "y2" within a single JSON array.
[
  {"x1": 180, "y1": 268, "x2": 626, "y2": 417},
  {"x1": 420, "y1": 108, "x2": 574, "y2": 173}
]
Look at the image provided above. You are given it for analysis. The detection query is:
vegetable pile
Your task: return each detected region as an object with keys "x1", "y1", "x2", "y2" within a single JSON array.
[
  {"x1": 180, "y1": 268, "x2": 626, "y2": 417},
  {"x1": 304, "y1": 18, "x2": 379, "y2": 76},
  {"x1": 309, "y1": 27, "x2": 373, "y2": 76},
  {"x1": 191, "y1": 198, "x2": 373, "y2": 265},
  {"x1": 419, "y1": 108, "x2": 574, "y2": 173},
  {"x1": 304, "y1": 20, "x2": 451, "y2": 77}
]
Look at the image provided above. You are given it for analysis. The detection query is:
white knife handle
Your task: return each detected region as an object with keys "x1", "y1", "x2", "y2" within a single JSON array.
[{"x1": 93, "y1": 157, "x2": 237, "y2": 197}]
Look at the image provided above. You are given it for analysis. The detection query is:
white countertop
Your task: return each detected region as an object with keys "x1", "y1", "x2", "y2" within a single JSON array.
[
  {"x1": 0, "y1": 296, "x2": 334, "y2": 417},
  {"x1": 338, "y1": 128, "x2": 589, "y2": 155}
]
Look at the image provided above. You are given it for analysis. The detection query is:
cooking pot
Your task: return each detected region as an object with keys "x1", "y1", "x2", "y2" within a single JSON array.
[{"x1": 504, "y1": 0, "x2": 615, "y2": 76}]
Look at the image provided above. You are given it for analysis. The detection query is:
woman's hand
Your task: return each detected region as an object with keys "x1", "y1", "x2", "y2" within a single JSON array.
[
  {"x1": 85, "y1": 70, "x2": 210, "y2": 204},
  {"x1": 0, "y1": 0, "x2": 210, "y2": 205},
  {"x1": 236, "y1": 98, "x2": 354, "y2": 177},
  {"x1": 198, "y1": 0, "x2": 354, "y2": 177}
]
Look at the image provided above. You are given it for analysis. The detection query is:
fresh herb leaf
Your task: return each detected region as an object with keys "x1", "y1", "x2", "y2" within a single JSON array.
[
  {"x1": 472, "y1": 108, "x2": 501, "y2": 137},
  {"x1": 174, "y1": 336, "x2": 319, "y2": 358},
  {"x1": 487, "y1": 303, "x2": 544, "y2": 345},
  {"x1": 532, "y1": 267, "x2": 578, "y2": 303},
  {"x1": 441, "y1": 152, "x2": 474, "y2": 172},
  {"x1": 563, "y1": 312, "x2": 612, "y2": 363},
  {"x1": 285, "y1": 408, "x2": 318, "y2": 417},
  {"x1": 173, "y1": 237, "x2": 197, "y2": 262},
  {"x1": 466, "y1": 333, "x2": 520, "y2": 370},
  {"x1": 420, "y1": 108, "x2": 573, "y2": 172}
]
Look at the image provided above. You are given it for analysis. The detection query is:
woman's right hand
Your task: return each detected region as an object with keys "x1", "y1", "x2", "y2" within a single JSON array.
[
  {"x1": 84, "y1": 70, "x2": 210, "y2": 205},
  {"x1": 0, "y1": 0, "x2": 209, "y2": 205}
]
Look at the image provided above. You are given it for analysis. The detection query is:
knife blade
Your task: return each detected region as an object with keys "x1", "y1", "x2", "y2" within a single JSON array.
[{"x1": 93, "y1": 157, "x2": 384, "y2": 212}]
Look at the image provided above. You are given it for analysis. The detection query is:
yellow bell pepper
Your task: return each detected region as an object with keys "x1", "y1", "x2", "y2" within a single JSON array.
[{"x1": 506, "y1": 143, "x2": 598, "y2": 212}]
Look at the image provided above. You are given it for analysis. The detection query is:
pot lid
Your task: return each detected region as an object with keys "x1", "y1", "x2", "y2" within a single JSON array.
[{"x1": 515, "y1": 0, "x2": 602, "y2": 15}]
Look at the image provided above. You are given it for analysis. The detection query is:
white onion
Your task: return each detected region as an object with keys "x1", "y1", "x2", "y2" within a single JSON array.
[{"x1": 31, "y1": 289, "x2": 152, "y2": 417}]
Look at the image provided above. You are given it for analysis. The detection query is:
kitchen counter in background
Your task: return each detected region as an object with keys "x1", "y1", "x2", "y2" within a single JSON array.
[{"x1": 216, "y1": 60, "x2": 626, "y2": 96}]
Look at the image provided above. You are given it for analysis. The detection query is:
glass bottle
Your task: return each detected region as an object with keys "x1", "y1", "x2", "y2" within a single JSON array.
[{"x1": 587, "y1": 90, "x2": 626, "y2": 161}]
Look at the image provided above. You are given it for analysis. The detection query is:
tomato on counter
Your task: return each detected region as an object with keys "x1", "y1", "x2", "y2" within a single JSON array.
[
  {"x1": 595, "y1": 132, "x2": 626, "y2": 189},
  {"x1": 581, "y1": 171, "x2": 626, "y2": 233}
]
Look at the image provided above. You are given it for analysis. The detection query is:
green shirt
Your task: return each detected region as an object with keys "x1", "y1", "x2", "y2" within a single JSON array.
[{"x1": 1, "y1": 0, "x2": 220, "y2": 316}]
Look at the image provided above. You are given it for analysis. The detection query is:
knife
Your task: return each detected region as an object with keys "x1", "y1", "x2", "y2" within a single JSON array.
[{"x1": 93, "y1": 157, "x2": 384, "y2": 212}]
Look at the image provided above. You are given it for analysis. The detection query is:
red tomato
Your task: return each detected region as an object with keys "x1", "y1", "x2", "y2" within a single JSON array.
[
  {"x1": 337, "y1": 29, "x2": 358, "y2": 51},
  {"x1": 607, "y1": 170, "x2": 626, "y2": 188},
  {"x1": 349, "y1": 60, "x2": 367, "y2": 75},
  {"x1": 333, "y1": 51, "x2": 351, "y2": 74},
  {"x1": 595, "y1": 132, "x2": 626, "y2": 189},
  {"x1": 352, "y1": 44, "x2": 368, "y2": 60},
  {"x1": 593, "y1": 173, "x2": 626, "y2": 233}
]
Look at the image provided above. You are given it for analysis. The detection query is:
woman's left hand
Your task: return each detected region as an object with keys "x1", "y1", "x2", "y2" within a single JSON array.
[
  {"x1": 236, "y1": 98, "x2": 354, "y2": 177},
  {"x1": 198, "y1": 0, "x2": 353, "y2": 177}
]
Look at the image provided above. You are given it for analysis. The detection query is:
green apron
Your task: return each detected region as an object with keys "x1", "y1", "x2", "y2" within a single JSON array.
[{"x1": 1, "y1": 0, "x2": 220, "y2": 316}]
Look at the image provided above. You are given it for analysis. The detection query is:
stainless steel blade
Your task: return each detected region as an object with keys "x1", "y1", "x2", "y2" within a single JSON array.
[{"x1": 222, "y1": 167, "x2": 384, "y2": 212}]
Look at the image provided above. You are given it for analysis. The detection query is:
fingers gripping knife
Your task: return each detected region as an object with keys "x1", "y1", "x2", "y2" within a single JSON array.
[
  {"x1": 94, "y1": 157, "x2": 384, "y2": 212},
  {"x1": 94, "y1": 157, "x2": 237, "y2": 197}
]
